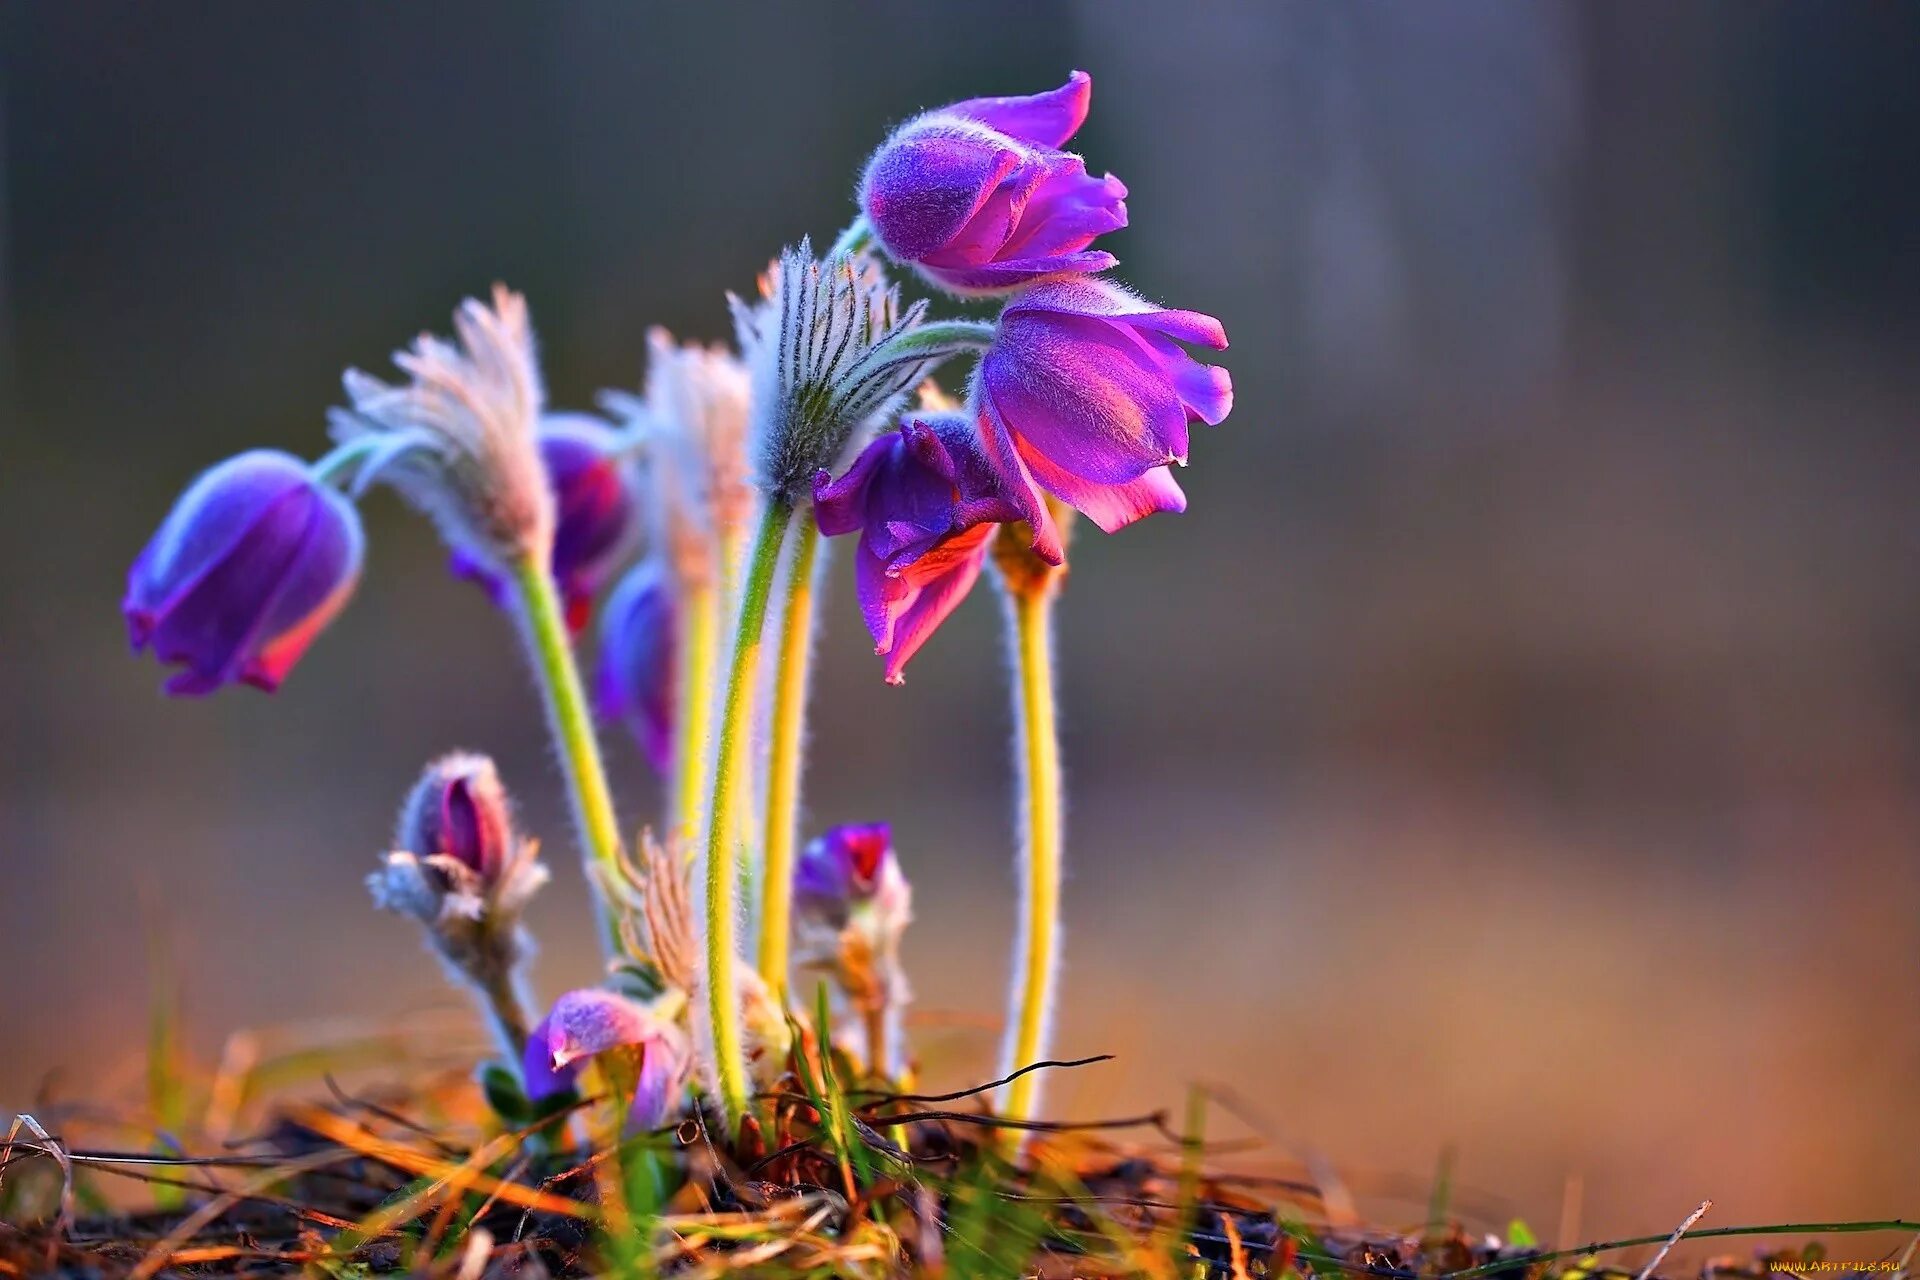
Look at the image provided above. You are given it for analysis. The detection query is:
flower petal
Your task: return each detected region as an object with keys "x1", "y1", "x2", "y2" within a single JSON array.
[{"x1": 945, "y1": 70, "x2": 1093, "y2": 150}]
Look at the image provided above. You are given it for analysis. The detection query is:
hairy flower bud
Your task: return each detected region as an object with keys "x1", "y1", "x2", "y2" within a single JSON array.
[
  {"x1": 862, "y1": 71, "x2": 1127, "y2": 295},
  {"x1": 124, "y1": 450, "x2": 364, "y2": 696},
  {"x1": 452, "y1": 413, "x2": 640, "y2": 633},
  {"x1": 793, "y1": 823, "x2": 913, "y2": 1074},
  {"x1": 368, "y1": 753, "x2": 548, "y2": 959},
  {"x1": 728, "y1": 241, "x2": 941, "y2": 507},
  {"x1": 328, "y1": 286, "x2": 555, "y2": 577}
]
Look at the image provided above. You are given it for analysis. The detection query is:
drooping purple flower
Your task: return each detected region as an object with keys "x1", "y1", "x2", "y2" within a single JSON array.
[
  {"x1": 522, "y1": 988, "x2": 691, "y2": 1130},
  {"x1": 814, "y1": 414, "x2": 1040, "y2": 683},
  {"x1": 792, "y1": 823, "x2": 914, "y2": 1076},
  {"x1": 861, "y1": 71, "x2": 1127, "y2": 295},
  {"x1": 595, "y1": 557, "x2": 676, "y2": 772},
  {"x1": 124, "y1": 450, "x2": 364, "y2": 696},
  {"x1": 453, "y1": 413, "x2": 638, "y2": 633},
  {"x1": 974, "y1": 277, "x2": 1232, "y2": 555}
]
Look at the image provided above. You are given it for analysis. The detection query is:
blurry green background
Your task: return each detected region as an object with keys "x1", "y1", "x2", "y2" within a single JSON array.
[{"x1": 3, "y1": 0, "x2": 1917, "y2": 1242}]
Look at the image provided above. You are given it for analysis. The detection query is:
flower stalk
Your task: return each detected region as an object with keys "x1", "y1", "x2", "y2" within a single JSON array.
[
  {"x1": 757, "y1": 514, "x2": 823, "y2": 998},
  {"x1": 702, "y1": 498, "x2": 792, "y2": 1129},
  {"x1": 508, "y1": 553, "x2": 629, "y2": 959},
  {"x1": 670, "y1": 576, "x2": 719, "y2": 840},
  {"x1": 992, "y1": 517, "x2": 1070, "y2": 1145}
]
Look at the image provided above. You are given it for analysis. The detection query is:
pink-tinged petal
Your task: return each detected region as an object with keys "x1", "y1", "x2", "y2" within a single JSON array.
[
  {"x1": 984, "y1": 309, "x2": 1190, "y2": 481},
  {"x1": 1017, "y1": 444, "x2": 1187, "y2": 534},
  {"x1": 970, "y1": 389, "x2": 1067, "y2": 565},
  {"x1": 1008, "y1": 278, "x2": 1229, "y2": 350},
  {"x1": 629, "y1": 1026, "x2": 691, "y2": 1130},
  {"x1": 861, "y1": 524, "x2": 994, "y2": 685},
  {"x1": 992, "y1": 164, "x2": 1128, "y2": 260},
  {"x1": 945, "y1": 70, "x2": 1092, "y2": 150},
  {"x1": 543, "y1": 988, "x2": 657, "y2": 1066},
  {"x1": 919, "y1": 250, "x2": 1119, "y2": 294}
]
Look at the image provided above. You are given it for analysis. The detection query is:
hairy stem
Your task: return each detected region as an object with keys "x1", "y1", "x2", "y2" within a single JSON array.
[
  {"x1": 829, "y1": 216, "x2": 875, "y2": 259},
  {"x1": 756, "y1": 513, "x2": 822, "y2": 998},
  {"x1": 703, "y1": 500, "x2": 791, "y2": 1130},
  {"x1": 670, "y1": 577, "x2": 719, "y2": 843},
  {"x1": 997, "y1": 585, "x2": 1064, "y2": 1143},
  {"x1": 469, "y1": 937, "x2": 533, "y2": 1063},
  {"x1": 508, "y1": 554, "x2": 628, "y2": 960}
]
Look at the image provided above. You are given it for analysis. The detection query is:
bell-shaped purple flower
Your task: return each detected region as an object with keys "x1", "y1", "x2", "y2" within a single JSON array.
[
  {"x1": 594, "y1": 557, "x2": 676, "y2": 771},
  {"x1": 794, "y1": 824, "x2": 902, "y2": 925},
  {"x1": 814, "y1": 414, "x2": 1040, "y2": 683},
  {"x1": 453, "y1": 413, "x2": 639, "y2": 634},
  {"x1": 974, "y1": 277, "x2": 1233, "y2": 554},
  {"x1": 522, "y1": 988, "x2": 691, "y2": 1131},
  {"x1": 124, "y1": 450, "x2": 363, "y2": 696},
  {"x1": 861, "y1": 71, "x2": 1127, "y2": 295}
]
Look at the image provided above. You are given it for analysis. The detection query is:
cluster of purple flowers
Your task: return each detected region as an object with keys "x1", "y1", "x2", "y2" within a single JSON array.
[
  {"x1": 118, "y1": 71, "x2": 1232, "y2": 1137},
  {"x1": 826, "y1": 71, "x2": 1233, "y2": 681}
]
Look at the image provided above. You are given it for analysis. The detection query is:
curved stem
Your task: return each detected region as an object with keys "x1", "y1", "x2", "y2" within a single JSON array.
[
  {"x1": 670, "y1": 577, "x2": 719, "y2": 844},
  {"x1": 508, "y1": 554, "x2": 628, "y2": 960},
  {"x1": 703, "y1": 500, "x2": 791, "y2": 1130},
  {"x1": 997, "y1": 586, "x2": 1063, "y2": 1142},
  {"x1": 829, "y1": 216, "x2": 875, "y2": 260},
  {"x1": 756, "y1": 515, "x2": 822, "y2": 999},
  {"x1": 469, "y1": 937, "x2": 533, "y2": 1064}
]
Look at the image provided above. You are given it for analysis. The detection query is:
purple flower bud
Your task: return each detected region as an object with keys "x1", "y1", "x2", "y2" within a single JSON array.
[
  {"x1": 452, "y1": 414, "x2": 638, "y2": 634},
  {"x1": 794, "y1": 823, "x2": 900, "y2": 923},
  {"x1": 974, "y1": 277, "x2": 1232, "y2": 553},
  {"x1": 814, "y1": 414, "x2": 1037, "y2": 683},
  {"x1": 594, "y1": 557, "x2": 676, "y2": 772},
  {"x1": 396, "y1": 752, "x2": 514, "y2": 881},
  {"x1": 523, "y1": 988, "x2": 691, "y2": 1130},
  {"x1": 862, "y1": 71, "x2": 1127, "y2": 295},
  {"x1": 124, "y1": 450, "x2": 363, "y2": 697}
]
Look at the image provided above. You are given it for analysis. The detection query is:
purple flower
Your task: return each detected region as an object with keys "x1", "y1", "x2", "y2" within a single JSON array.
[
  {"x1": 974, "y1": 278, "x2": 1232, "y2": 554},
  {"x1": 814, "y1": 414, "x2": 1037, "y2": 683},
  {"x1": 124, "y1": 450, "x2": 363, "y2": 696},
  {"x1": 595, "y1": 558, "x2": 676, "y2": 771},
  {"x1": 453, "y1": 414, "x2": 638, "y2": 633},
  {"x1": 862, "y1": 71, "x2": 1127, "y2": 295},
  {"x1": 794, "y1": 823, "x2": 901, "y2": 924},
  {"x1": 522, "y1": 988, "x2": 691, "y2": 1130}
]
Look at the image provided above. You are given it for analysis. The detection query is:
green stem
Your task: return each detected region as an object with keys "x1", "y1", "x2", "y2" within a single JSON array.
[
  {"x1": 829, "y1": 216, "x2": 875, "y2": 259},
  {"x1": 703, "y1": 500, "x2": 791, "y2": 1130},
  {"x1": 997, "y1": 585, "x2": 1064, "y2": 1143},
  {"x1": 757, "y1": 514, "x2": 822, "y2": 1000},
  {"x1": 670, "y1": 577, "x2": 719, "y2": 844},
  {"x1": 508, "y1": 554, "x2": 628, "y2": 960},
  {"x1": 469, "y1": 937, "x2": 533, "y2": 1063}
]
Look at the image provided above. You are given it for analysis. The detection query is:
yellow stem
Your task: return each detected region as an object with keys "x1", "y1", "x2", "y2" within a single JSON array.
[
  {"x1": 670, "y1": 577, "x2": 719, "y2": 844},
  {"x1": 998, "y1": 586, "x2": 1063, "y2": 1141},
  {"x1": 757, "y1": 515, "x2": 822, "y2": 998},
  {"x1": 703, "y1": 501, "x2": 790, "y2": 1129},
  {"x1": 509, "y1": 554, "x2": 627, "y2": 959}
]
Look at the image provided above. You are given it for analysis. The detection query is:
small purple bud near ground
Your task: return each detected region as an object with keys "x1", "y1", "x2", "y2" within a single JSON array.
[{"x1": 124, "y1": 449, "x2": 364, "y2": 696}]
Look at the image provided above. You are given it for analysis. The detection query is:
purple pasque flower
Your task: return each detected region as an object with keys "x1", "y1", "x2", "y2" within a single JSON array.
[
  {"x1": 974, "y1": 277, "x2": 1232, "y2": 554},
  {"x1": 862, "y1": 71, "x2": 1127, "y2": 295},
  {"x1": 522, "y1": 988, "x2": 691, "y2": 1130},
  {"x1": 453, "y1": 413, "x2": 639, "y2": 634},
  {"x1": 814, "y1": 413, "x2": 1040, "y2": 683},
  {"x1": 792, "y1": 823, "x2": 913, "y2": 1075},
  {"x1": 594, "y1": 557, "x2": 676, "y2": 772},
  {"x1": 125, "y1": 450, "x2": 364, "y2": 696}
]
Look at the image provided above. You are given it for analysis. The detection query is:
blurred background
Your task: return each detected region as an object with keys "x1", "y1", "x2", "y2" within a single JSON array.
[{"x1": 3, "y1": 0, "x2": 1917, "y2": 1245}]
